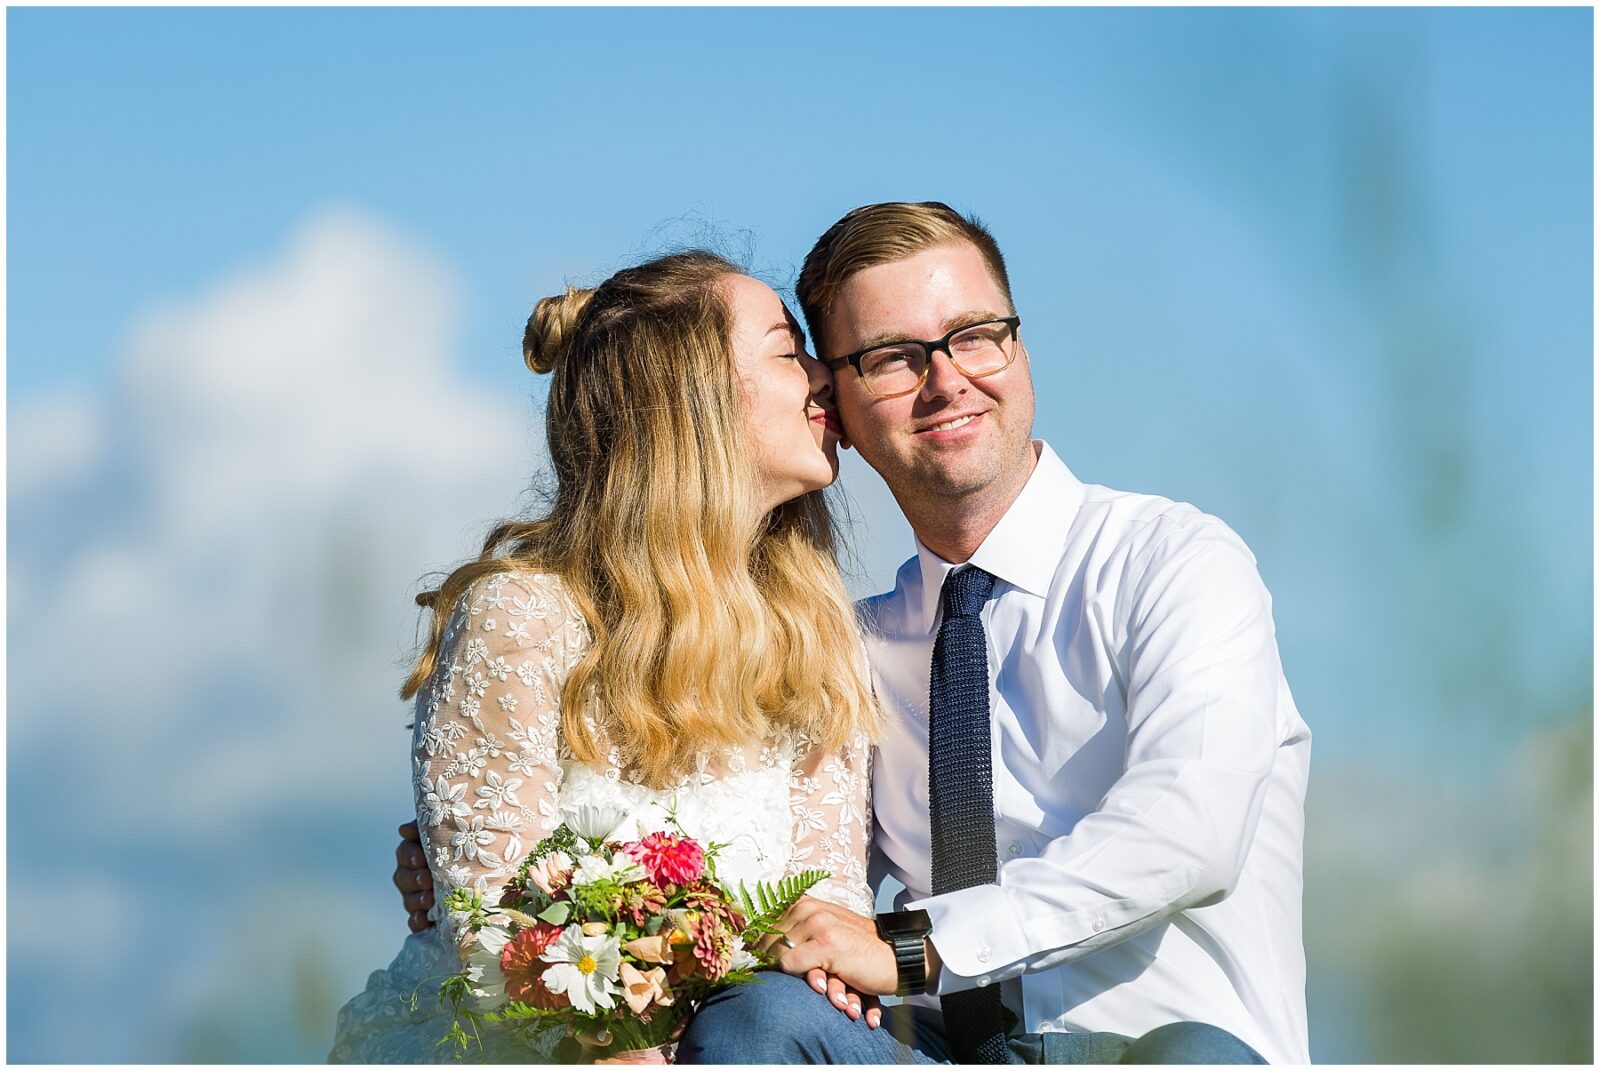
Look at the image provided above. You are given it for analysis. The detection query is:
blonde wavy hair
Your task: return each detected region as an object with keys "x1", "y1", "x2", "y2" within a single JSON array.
[{"x1": 402, "y1": 250, "x2": 877, "y2": 786}]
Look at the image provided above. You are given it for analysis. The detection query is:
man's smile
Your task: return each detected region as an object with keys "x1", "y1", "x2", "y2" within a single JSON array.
[{"x1": 913, "y1": 411, "x2": 984, "y2": 438}]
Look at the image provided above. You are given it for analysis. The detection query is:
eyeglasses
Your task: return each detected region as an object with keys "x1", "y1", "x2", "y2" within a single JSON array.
[{"x1": 825, "y1": 316, "x2": 1022, "y2": 398}]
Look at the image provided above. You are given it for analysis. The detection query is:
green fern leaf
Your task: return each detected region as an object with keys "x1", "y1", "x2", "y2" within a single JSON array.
[{"x1": 733, "y1": 869, "x2": 829, "y2": 938}]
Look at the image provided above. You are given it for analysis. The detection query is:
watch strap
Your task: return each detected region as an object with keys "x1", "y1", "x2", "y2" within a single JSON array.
[{"x1": 884, "y1": 932, "x2": 927, "y2": 997}]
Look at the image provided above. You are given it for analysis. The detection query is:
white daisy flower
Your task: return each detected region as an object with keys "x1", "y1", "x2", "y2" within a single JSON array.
[
  {"x1": 570, "y1": 852, "x2": 645, "y2": 888},
  {"x1": 728, "y1": 937, "x2": 759, "y2": 973},
  {"x1": 540, "y1": 925, "x2": 621, "y2": 1015},
  {"x1": 561, "y1": 800, "x2": 628, "y2": 843}
]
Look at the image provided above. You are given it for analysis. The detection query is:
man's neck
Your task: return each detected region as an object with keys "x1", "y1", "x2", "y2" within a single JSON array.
[{"x1": 899, "y1": 446, "x2": 1039, "y2": 565}]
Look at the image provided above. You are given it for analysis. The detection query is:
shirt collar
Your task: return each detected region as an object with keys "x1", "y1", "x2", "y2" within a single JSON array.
[{"x1": 914, "y1": 440, "x2": 1085, "y2": 630}]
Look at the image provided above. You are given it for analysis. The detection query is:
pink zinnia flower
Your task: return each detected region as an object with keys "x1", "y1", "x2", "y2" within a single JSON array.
[
  {"x1": 624, "y1": 832, "x2": 706, "y2": 887},
  {"x1": 689, "y1": 912, "x2": 734, "y2": 981},
  {"x1": 686, "y1": 882, "x2": 746, "y2": 933},
  {"x1": 500, "y1": 923, "x2": 567, "y2": 1009}
]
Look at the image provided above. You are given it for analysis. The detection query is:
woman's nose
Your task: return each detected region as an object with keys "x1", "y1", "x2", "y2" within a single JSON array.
[{"x1": 802, "y1": 351, "x2": 836, "y2": 403}]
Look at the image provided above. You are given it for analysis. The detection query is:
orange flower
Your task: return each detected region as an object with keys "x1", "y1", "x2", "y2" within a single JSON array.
[
  {"x1": 499, "y1": 924, "x2": 567, "y2": 1009},
  {"x1": 624, "y1": 934, "x2": 674, "y2": 965},
  {"x1": 619, "y1": 962, "x2": 674, "y2": 1015}
]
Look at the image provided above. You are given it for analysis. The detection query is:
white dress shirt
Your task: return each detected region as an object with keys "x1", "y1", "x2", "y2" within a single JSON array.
[{"x1": 863, "y1": 442, "x2": 1311, "y2": 1064}]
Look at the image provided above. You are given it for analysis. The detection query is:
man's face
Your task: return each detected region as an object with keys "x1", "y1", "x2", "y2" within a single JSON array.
[{"x1": 823, "y1": 240, "x2": 1037, "y2": 513}]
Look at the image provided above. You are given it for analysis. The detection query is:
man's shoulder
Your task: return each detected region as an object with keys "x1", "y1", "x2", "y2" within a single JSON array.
[
  {"x1": 1069, "y1": 484, "x2": 1280, "y2": 641},
  {"x1": 1073, "y1": 481, "x2": 1255, "y2": 566}
]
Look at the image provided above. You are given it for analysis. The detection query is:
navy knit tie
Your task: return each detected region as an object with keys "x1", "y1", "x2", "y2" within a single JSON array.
[{"x1": 928, "y1": 565, "x2": 1015, "y2": 1064}]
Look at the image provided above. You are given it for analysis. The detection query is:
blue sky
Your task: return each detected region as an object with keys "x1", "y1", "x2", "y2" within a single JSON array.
[
  {"x1": 8, "y1": 7, "x2": 1591, "y2": 1062},
  {"x1": 15, "y1": 5, "x2": 1589, "y2": 760}
]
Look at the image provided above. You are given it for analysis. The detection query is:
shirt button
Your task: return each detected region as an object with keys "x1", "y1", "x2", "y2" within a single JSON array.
[
  {"x1": 976, "y1": 945, "x2": 992, "y2": 963},
  {"x1": 1037, "y1": 1023, "x2": 1055, "y2": 1034},
  {"x1": 1092, "y1": 914, "x2": 1107, "y2": 933},
  {"x1": 978, "y1": 975, "x2": 992, "y2": 988},
  {"x1": 1007, "y1": 840, "x2": 1023, "y2": 857}
]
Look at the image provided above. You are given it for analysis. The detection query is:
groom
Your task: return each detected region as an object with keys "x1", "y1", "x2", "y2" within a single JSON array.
[{"x1": 396, "y1": 202, "x2": 1310, "y2": 1064}]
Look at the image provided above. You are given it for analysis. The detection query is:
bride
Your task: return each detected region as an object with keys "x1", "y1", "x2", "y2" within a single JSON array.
[{"x1": 330, "y1": 250, "x2": 880, "y2": 1062}]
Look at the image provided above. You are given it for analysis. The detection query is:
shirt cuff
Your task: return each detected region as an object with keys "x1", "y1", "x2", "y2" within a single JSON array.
[{"x1": 906, "y1": 883, "x2": 1031, "y2": 994}]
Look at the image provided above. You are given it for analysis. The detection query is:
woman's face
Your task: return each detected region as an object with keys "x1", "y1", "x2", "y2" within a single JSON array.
[{"x1": 721, "y1": 274, "x2": 844, "y2": 513}]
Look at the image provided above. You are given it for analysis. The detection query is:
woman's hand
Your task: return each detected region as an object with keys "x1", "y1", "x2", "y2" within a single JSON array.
[{"x1": 805, "y1": 968, "x2": 883, "y2": 1029}]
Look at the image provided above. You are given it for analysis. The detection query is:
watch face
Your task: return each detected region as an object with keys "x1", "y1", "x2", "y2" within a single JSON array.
[{"x1": 880, "y1": 909, "x2": 932, "y2": 938}]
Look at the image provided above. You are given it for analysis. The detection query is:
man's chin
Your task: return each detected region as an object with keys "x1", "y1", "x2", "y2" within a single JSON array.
[{"x1": 905, "y1": 462, "x2": 998, "y2": 501}]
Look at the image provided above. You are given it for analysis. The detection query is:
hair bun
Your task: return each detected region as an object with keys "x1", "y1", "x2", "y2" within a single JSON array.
[{"x1": 524, "y1": 285, "x2": 596, "y2": 374}]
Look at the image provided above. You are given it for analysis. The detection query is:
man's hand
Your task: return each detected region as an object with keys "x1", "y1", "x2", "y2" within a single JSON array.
[
  {"x1": 395, "y1": 821, "x2": 436, "y2": 932},
  {"x1": 764, "y1": 896, "x2": 900, "y2": 997}
]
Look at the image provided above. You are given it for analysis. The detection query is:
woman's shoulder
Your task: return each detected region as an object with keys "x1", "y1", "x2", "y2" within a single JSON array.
[
  {"x1": 462, "y1": 567, "x2": 571, "y2": 611},
  {"x1": 436, "y1": 567, "x2": 586, "y2": 650},
  {"x1": 435, "y1": 566, "x2": 564, "y2": 617}
]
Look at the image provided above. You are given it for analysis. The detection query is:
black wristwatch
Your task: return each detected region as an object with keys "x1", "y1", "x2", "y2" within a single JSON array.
[{"x1": 875, "y1": 909, "x2": 933, "y2": 997}]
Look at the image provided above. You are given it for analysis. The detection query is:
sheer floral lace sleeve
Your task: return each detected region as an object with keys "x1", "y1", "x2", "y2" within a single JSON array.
[
  {"x1": 412, "y1": 571, "x2": 583, "y2": 935},
  {"x1": 786, "y1": 727, "x2": 875, "y2": 917}
]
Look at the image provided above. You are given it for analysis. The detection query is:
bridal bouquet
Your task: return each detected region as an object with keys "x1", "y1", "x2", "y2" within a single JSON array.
[{"x1": 437, "y1": 804, "x2": 824, "y2": 1062}]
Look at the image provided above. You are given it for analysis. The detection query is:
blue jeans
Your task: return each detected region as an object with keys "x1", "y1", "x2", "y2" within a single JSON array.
[{"x1": 676, "y1": 971, "x2": 1267, "y2": 1064}]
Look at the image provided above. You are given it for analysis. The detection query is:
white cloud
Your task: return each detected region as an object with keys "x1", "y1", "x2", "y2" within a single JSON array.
[
  {"x1": 8, "y1": 392, "x2": 104, "y2": 497},
  {"x1": 10, "y1": 208, "x2": 538, "y2": 830},
  {"x1": 121, "y1": 215, "x2": 509, "y2": 536}
]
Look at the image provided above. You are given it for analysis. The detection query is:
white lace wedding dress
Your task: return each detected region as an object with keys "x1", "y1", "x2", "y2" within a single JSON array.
[{"x1": 330, "y1": 571, "x2": 875, "y2": 1063}]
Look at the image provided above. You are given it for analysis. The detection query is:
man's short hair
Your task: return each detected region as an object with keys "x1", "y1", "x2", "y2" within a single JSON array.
[{"x1": 796, "y1": 201, "x2": 1014, "y2": 354}]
